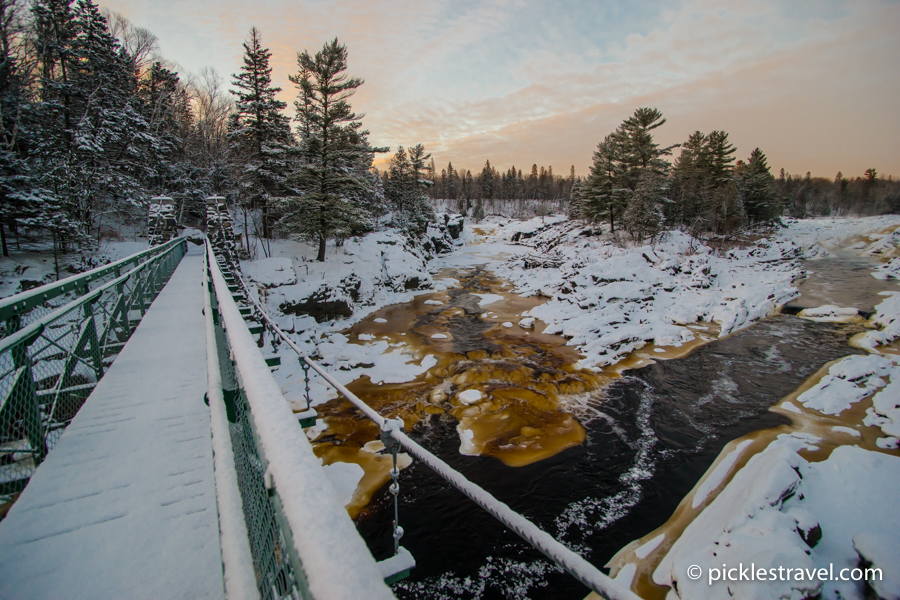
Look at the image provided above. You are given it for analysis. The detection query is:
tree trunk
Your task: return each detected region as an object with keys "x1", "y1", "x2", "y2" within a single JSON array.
[
  {"x1": 317, "y1": 235, "x2": 326, "y2": 262},
  {"x1": 0, "y1": 221, "x2": 8, "y2": 257},
  {"x1": 609, "y1": 211, "x2": 615, "y2": 233},
  {"x1": 52, "y1": 230, "x2": 60, "y2": 281},
  {"x1": 243, "y1": 207, "x2": 250, "y2": 252}
]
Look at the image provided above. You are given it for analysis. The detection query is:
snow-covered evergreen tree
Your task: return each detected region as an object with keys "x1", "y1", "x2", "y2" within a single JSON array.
[
  {"x1": 623, "y1": 170, "x2": 664, "y2": 243},
  {"x1": 28, "y1": 0, "x2": 152, "y2": 244},
  {"x1": 583, "y1": 131, "x2": 627, "y2": 231},
  {"x1": 620, "y1": 107, "x2": 676, "y2": 189},
  {"x1": 279, "y1": 38, "x2": 384, "y2": 262},
  {"x1": 739, "y1": 147, "x2": 780, "y2": 224},
  {"x1": 385, "y1": 144, "x2": 435, "y2": 235},
  {"x1": 229, "y1": 27, "x2": 293, "y2": 242}
]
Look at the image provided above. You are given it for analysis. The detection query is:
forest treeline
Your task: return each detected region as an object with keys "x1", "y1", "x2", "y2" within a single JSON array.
[
  {"x1": 0, "y1": 0, "x2": 896, "y2": 262},
  {"x1": 565, "y1": 107, "x2": 900, "y2": 243}
]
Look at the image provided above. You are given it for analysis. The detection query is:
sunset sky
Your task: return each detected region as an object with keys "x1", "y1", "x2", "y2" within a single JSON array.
[{"x1": 100, "y1": 0, "x2": 900, "y2": 179}]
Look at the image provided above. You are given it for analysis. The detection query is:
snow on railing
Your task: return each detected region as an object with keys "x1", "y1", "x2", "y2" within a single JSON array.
[
  {"x1": 235, "y1": 269, "x2": 642, "y2": 600},
  {"x1": 206, "y1": 242, "x2": 395, "y2": 600},
  {"x1": 201, "y1": 248, "x2": 259, "y2": 600}
]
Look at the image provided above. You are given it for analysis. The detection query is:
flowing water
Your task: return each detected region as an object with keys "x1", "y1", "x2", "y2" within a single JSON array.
[{"x1": 315, "y1": 252, "x2": 896, "y2": 600}]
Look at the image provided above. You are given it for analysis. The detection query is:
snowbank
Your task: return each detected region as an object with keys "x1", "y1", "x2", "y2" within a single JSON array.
[
  {"x1": 495, "y1": 227, "x2": 801, "y2": 368},
  {"x1": 654, "y1": 434, "x2": 900, "y2": 600},
  {"x1": 854, "y1": 291, "x2": 900, "y2": 351}
]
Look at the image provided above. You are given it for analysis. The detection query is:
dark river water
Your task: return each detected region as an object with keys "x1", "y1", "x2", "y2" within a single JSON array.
[{"x1": 353, "y1": 257, "x2": 888, "y2": 600}]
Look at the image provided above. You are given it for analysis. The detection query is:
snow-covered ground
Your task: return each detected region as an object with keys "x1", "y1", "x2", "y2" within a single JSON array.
[
  {"x1": 0, "y1": 239, "x2": 155, "y2": 299},
  {"x1": 652, "y1": 434, "x2": 900, "y2": 600}
]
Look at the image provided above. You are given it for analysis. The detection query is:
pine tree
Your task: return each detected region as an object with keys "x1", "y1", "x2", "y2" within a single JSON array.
[
  {"x1": 739, "y1": 147, "x2": 779, "y2": 224},
  {"x1": 706, "y1": 130, "x2": 736, "y2": 187},
  {"x1": 583, "y1": 132, "x2": 627, "y2": 231},
  {"x1": 620, "y1": 107, "x2": 676, "y2": 190},
  {"x1": 230, "y1": 27, "x2": 293, "y2": 242},
  {"x1": 279, "y1": 38, "x2": 383, "y2": 262},
  {"x1": 623, "y1": 170, "x2": 664, "y2": 244}
]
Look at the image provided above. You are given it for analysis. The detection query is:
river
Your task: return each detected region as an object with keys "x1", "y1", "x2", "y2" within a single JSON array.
[{"x1": 310, "y1": 241, "x2": 897, "y2": 600}]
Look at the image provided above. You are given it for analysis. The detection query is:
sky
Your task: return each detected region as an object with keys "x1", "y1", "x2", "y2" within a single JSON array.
[{"x1": 100, "y1": 0, "x2": 900, "y2": 179}]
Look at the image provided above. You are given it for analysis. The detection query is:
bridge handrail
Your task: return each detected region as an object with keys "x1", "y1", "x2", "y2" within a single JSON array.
[
  {"x1": 206, "y1": 242, "x2": 396, "y2": 600},
  {"x1": 0, "y1": 237, "x2": 184, "y2": 325},
  {"x1": 236, "y1": 272, "x2": 642, "y2": 600},
  {"x1": 0, "y1": 239, "x2": 185, "y2": 356},
  {"x1": 202, "y1": 248, "x2": 259, "y2": 600}
]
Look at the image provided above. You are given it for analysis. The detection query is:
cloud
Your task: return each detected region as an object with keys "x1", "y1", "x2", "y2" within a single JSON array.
[{"x1": 103, "y1": 0, "x2": 900, "y2": 177}]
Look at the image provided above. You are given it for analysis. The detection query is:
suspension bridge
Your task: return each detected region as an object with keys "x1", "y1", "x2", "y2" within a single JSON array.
[{"x1": 0, "y1": 217, "x2": 640, "y2": 599}]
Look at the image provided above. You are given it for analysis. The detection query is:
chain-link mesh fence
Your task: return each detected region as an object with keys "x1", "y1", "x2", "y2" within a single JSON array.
[
  {"x1": 206, "y1": 247, "x2": 307, "y2": 600},
  {"x1": 0, "y1": 240, "x2": 187, "y2": 509}
]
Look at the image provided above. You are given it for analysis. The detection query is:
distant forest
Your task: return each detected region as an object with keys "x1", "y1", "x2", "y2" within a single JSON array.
[
  {"x1": 0, "y1": 0, "x2": 896, "y2": 261},
  {"x1": 445, "y1": 109, "x2": 900, "y2": 243}
]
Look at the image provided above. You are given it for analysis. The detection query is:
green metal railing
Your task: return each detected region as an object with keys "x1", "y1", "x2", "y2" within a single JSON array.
[
  {"x1": 0, "y1": 239, "x2": 188, "y2": 501},
  {"x1": 205, "y1": 243, "x2": 307, "y2": 600},
  {"x1": 205, "y1": 240, "x2": 395, "y2": 600},
  {"x1": 0, "y1": 238, "x2": 186, "y2": 341}
]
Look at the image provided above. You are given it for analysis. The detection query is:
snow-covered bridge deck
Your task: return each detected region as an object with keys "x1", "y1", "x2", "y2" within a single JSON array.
[{"x1": 0, "y1": 251, "x2": 225, "y2": 600}]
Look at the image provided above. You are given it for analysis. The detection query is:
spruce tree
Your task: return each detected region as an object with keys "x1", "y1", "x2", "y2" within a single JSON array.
[
  {"x1": 385, "y1": 145, "x2": 413, "y2": 226},
  {"x1": 480, "y1": 159, "x2": 493, "y2": 200},
  {"x1": 405, "y1": 143, "x2": 434, "y2": 232},
  {"x1": 280, "y1": 38, "x2": 383, "y2": 262},
  {"x1": 230, "y1": 27, "x2": 292, "y2": 242},
  {"x1": 739, "y1": 147, "x2": 780, "y2": 224},
  {"x1": 671, "y1": 131, "x2": 709, "y2": 230},
  {"x1": 30, "y1": 0, "x2": 151, "y2": 244},
  {"x1": 583, "y1": 131, "x2": 627, "y2": 231},
  {"x1": 623, "y1": 170, "x2": 664, "y2": 243}
]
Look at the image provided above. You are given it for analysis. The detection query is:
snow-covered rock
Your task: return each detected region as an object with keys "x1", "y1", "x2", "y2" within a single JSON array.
[
  {"x1": 854, "y1": 291, "x2": 900, "y2": 351},
  {"x1": 796, "y1": 354, "x2": 892, "y2": 415},
  {"x1": 242, "y1": 257, "x2": 297, "y2": 288},
  {"x1": 654, "y1": 435, "x2": 900, "y2": 600},
  {"x1": 797, "y1": 305, "x2": 860, "y2": 322}
]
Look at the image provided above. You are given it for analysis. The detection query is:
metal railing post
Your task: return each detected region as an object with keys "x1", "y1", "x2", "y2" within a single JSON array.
[{"x1": 9, "y1": 334, "x2": 46, "y2": 465}]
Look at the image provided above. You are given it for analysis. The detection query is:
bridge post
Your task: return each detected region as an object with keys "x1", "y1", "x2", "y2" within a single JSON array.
[
  {"x1": 148, "y1": 196, "x2": 177, "y2": 246},
  {"x1": 205, "y1": 196, "x2": 238, "y2": 264},
  {"x1": 76, "y1": 283, "x2": 104, "y2": 381}
]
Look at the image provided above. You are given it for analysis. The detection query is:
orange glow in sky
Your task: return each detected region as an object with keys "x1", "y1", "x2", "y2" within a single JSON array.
[{"x1": 102, "y1": 0, "x2": 900, "y2": 179}]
